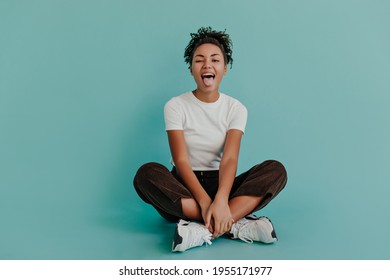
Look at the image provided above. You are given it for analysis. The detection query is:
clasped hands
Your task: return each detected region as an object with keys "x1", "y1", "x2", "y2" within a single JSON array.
[{"x1": 201, "y1": 196, "x2": 234, "y2": 238}]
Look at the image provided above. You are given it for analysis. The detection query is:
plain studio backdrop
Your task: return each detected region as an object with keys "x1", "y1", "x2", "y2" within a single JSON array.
[{"x1": 1, "y1": 0, "x2": 389, "y2": 259}]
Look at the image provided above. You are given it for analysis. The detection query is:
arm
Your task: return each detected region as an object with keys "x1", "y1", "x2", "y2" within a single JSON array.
[
  {"x1": 205, "y1": 129, "x2": 243, "y2": 237},
  {"x1": 167, "y1": 130, "x2": 212, "y2": 222}
]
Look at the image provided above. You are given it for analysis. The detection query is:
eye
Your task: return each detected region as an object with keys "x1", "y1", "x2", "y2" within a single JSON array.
[{"x1": 212, "y1": 59, "x2": 220, "y2": 62}]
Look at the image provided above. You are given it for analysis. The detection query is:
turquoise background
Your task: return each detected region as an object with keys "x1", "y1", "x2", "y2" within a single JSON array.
[{"x1": 1, "y1": 0, "x2": 389, "y2": 259}]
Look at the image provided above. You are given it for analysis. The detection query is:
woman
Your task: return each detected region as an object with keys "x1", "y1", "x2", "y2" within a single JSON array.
[{"x1": 133, "y1": 27, "x2": 287, "y2": 252}]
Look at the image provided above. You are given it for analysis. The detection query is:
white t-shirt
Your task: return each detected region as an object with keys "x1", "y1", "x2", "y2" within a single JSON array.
[{"x1": 164, "y1": 92, "x2": 247, "y2": 170}]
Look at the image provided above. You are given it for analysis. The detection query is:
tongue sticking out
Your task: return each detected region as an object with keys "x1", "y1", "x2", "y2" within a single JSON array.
[
  {"x1": 202, "y1": 74, "x2": 215, "y2": 87},
  {"x1": 203, "y1": 77, "x2": 214, "y2": 87}
]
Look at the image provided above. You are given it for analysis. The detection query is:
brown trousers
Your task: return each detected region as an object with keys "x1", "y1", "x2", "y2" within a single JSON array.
[{"x1": 133, "y1": 160, "x2": 287, "y2": 222}]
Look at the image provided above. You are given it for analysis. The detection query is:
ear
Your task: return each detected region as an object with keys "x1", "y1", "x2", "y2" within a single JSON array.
[
  {"x1": 224, "y1": 64, "x2": 228, "y2": 75},
  {"x1": 190, "y1": 66, "x2": 193, "y2": 76}
]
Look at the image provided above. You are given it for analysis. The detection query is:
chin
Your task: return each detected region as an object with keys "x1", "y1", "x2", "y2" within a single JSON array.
[{"x1": 203, "y1": 88, "x2": 218, "y2": 94}]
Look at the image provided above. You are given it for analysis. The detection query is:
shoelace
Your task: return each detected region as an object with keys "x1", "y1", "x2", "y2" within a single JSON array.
[
  {"x1": 237, "y1": 222, "x2": 255, "y2": 244},
  {"x1": 232, "y1": 219, "x2": 257, "y2": 244},
  {"x1": 187, "y1": 224, "x2": 212, "y2": 248}
]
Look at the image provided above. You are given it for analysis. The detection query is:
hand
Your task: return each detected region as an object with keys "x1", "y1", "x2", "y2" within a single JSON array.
[
  {"x1": 198, "y1": 197, "x2": 213, "y2": 233},
  {"x1": 205, "y1": 196, "x2": 233, "y2": 238}
]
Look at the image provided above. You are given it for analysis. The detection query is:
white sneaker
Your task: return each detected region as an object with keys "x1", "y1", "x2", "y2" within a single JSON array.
[
  {"x1": 230, "y1": 214, "x2": 278, "y2": 244},
  {"x1": 172, "y1": 220, "x2": 212, "y2": 252}
]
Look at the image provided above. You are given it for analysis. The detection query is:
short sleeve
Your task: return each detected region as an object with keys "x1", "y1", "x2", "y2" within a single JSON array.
[
  {"x1": 228, "y1": 102, "x2": 248, "y2": 133},
  {"x1": 164, "y1": 98, "x2": 184, "y2": 131}
]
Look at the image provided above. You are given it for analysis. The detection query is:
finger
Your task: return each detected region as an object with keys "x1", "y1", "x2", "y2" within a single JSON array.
[
  {"x1": 224, "y1": 222, "x2": 230, "y2": 234},
  {"x1": 208, "y1": 221, "x2": 214, "y2": 233},
  {"x1": 227, "y1": 219, "x2": 233, "y2": 232},
  {"x1": 214, "y1": 222, "x2": 220, "y2": 237},
  {"x1": 218, "y1": 222, "x2": 225, "y2": 235},
  {"x1": 205, "y1": 211, "x2": 211, "y2": 228},
  {"x1": 208, "y1": 218, "x2": 214, "y2": 233},
  {"x1": 222, "y1": 222, "x2": 228, "y2": 233}
]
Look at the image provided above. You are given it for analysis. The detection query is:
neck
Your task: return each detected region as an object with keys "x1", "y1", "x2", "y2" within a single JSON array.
[{"x1": 192, "y1": 89, "x2": 220, "y2": 103}]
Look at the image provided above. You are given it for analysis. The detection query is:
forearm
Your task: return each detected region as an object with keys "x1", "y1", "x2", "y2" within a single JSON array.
[
  {"x1": 175, "y1": 161, "x2": 211, "y2": 207},
  {"x1": 205, "y1": 157, "x2": 237, "y2": 236},
  {"x1": 216, "y1": 157, "x2": 237, "y2": 201},
  {"x1": 167, "y1": 130, "x2": 212, "y2": 207}
]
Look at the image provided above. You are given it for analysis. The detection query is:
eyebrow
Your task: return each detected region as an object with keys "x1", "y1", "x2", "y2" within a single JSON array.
[{"x1": 194, "y1": 54, "x2": 222, "y2": 57}]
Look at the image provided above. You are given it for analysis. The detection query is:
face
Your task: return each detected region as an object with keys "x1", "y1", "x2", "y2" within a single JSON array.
[{"x1": 190, "y1": 43, "x2": 227, "y2": 94}]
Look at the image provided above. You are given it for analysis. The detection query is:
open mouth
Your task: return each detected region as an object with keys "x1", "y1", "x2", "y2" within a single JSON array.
[
  {"x1": 201, "y1": 73, "x2": 215, "y2": 79},
  {"x1": 201, "y1": 73, "x2": 215, "y2": 87}
]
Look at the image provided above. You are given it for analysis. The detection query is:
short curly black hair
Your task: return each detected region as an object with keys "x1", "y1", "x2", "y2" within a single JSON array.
[{"x1": 184, "y1": 26, "x2": 233, "y2": 69}]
